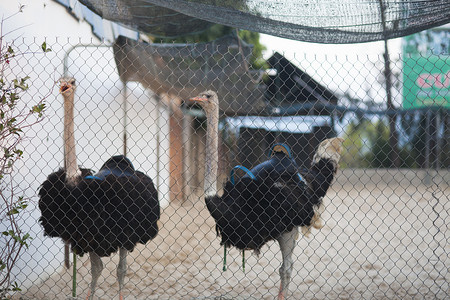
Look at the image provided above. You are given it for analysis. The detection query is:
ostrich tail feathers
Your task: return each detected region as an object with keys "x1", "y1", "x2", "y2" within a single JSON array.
[
  {"x1": 300, "y1": 202, "x2": 325, "y2": 237},
  {"x1": 307, "y1": 138, "x2": 344, "y2": 200},
  {"x1": 312, "y1": 137, "x2": 344, "y2": 166},
  {"x1": 205, "y1": 194, "x2": 222, "y2": 222}
]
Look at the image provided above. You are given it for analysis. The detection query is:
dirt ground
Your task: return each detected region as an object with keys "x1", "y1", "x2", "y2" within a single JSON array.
[{"x1": 19, "y1": 169, "x2": 449, "y2": 299}]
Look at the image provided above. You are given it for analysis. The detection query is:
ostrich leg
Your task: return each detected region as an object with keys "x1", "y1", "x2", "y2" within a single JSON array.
[
  {"x1": 277, "y1": 227, "x2": 298, "y2": 300},
  {"x1": 87, "y1": 252, "x2": 103, "y2": 300},
  {"x1": 117, "y1": 248, "x2": 128, "y2": 300}
]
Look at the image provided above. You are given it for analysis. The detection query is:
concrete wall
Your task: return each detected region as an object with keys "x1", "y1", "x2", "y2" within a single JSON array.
[{"x1": 0, "y1": 0, "x2": 170, "y2": 289}]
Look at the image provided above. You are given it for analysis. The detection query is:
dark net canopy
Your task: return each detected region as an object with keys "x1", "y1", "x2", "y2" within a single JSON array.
[
  {"x1": 113, "y1": 35, "x2": 267, "y2": 115},
  {"x1": 79, "y1": 0, "x2": 450, "y2": 43}
]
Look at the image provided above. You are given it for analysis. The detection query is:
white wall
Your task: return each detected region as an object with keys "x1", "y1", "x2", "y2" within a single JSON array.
[{"x1": 0, "y1": 0, "x2": 170, "y2": 290}]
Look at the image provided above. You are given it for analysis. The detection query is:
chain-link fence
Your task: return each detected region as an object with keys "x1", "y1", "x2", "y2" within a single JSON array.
[{"x1": 1, "y1": 37, "x2": 449, "y2": 300}]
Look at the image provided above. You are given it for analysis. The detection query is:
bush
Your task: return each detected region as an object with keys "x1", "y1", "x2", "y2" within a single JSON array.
[{"x1": 0, "y1": 7, "x2": 49, "y2": 298}]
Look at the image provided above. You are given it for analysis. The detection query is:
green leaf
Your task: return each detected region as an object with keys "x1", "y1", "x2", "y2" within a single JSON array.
[
  {"x1": 14, "y1": 149, "x2": 23, "y2": 157},
  {"x1": 41, "y1": 42, "x2": 52, "y2": 53},
  {"x1": 31, "y1": 103, "x2": 46, "y2": 117},
  {"x1": 6, "y1": 208, "x2": 19, "y2": 216},
  {"x1": 2, "y1": 230, "x2": 13, "y2": 236},
  {"x1": 9, "y1": 92, "x2": 19, "y2": 101},
  {"x1": 13, "y1": 78, "x2": 29, "y2": 91}
]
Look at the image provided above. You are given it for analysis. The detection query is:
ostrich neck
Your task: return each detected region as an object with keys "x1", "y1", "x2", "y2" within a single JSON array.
[
  {"x1": 63, "y1": 92, "x2": 80, "y2": 185},
  {"x1": 204, "y1": 105, "x2": 219, "y2": 198}
]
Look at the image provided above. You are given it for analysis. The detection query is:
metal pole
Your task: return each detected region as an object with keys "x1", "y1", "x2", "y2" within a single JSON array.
[
  {"x1": 156, "y1": 97, "x2": 161, "y2": 193},
  {"x1": 122, "y1": 82, "x2": 128, "y2": 156},
  {"x1": 379, "y1": 0, "x2": 399, "y2": 168},
  {"x1": 63, "y1": 43, "x2": 111, "y2": 77},
  {"x1": 425, "y1": 110, "x2": 431, "y2": 184},
  {"x1": 435, "y1": 111, "x2": 441, "y2": 169}
]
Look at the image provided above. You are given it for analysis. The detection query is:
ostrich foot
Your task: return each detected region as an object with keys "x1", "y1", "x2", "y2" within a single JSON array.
[{"x1": 277, "y1": 283, "x2": 285, "y2": 300}]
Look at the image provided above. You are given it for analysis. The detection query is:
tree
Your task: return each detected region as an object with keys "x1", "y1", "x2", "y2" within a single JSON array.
[
  {"x1": 156, "y1": 24, "x2": 267, "y2": 69},
  {"x1": 401, "y1": 110, "x2": 450, "y2": 169},
  {"x1": 341, "y1": 119, "x2": 417, "y2": 169}
]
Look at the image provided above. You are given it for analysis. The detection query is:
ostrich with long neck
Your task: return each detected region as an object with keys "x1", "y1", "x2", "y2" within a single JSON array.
[
  {"x1": 191, "y1": 91, "x2": 344, "y2": 299},
  {"x1": 189, "y1": 91, "x2": 219, "y2": 198},
  {"x1": 39, "y1": 77, "x2": 92, "y2": 242},
  {"x1": 39, "y1": 77, "x2": 160, "y2": 300},
  {"x1": 62, "y1": 77, "x2": 81, "y2": 185}
]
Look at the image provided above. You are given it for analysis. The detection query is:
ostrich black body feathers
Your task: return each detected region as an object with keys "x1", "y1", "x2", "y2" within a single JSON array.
[
  {"x1": 38, "y1": 168, "x2": 93, "y2": 241},
  {"x1": 206, "y1": 149, "x2": 337, "y2": 253},
  {"x1": 39, "y1": 155, "x2": 160, "y2": 257}
]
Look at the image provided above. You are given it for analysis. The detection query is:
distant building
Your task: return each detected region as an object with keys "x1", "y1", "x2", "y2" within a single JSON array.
[{"x1": 231, "y1": 52, "x2": 338, "y2": 170}]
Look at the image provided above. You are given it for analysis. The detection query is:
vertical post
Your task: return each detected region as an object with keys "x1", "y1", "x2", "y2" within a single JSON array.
[
  {"x1": 156, "y1": 97, "x2": 161, "y2": 192},
  {"x1": 434, "y1": 111, "x2": 441, "y2": 169},
  {"x1": 164, "y1": 93, "x2": 185, "y2": 202},
  {"x1": 424, "y1": 110, "x2": 431, "y2": 184},
  {"x1": 122, "y1": 82, "x2": 128, "y2": 156},
  {"x1": 183, "y1": 114, "x2": 192, "y2": 200},
  {"x1": 443, "y1": 112, "x2": 450, "y2": 168},
  {"x1": 72, "y1": 251, "x2": 77, "y2": 297},
  {"x1": 379, "y1": 0, "x2": 400, "y2": 168}
]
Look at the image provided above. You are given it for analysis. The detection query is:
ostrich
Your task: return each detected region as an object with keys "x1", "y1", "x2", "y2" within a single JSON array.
[
  {"x1": 38, "y1": 77, "x2": 160, "y2": 300},
  {"x1": 191, "y1": 91, "x2": 344, "y2": 300}
]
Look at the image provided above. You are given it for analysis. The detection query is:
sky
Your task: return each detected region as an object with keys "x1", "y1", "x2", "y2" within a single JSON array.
[{"x1": 260, "y1": 33, "x2": 403, "y2": 58}]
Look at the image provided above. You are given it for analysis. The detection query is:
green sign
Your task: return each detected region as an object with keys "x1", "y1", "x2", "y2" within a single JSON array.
[
  {"x1": 403, "y1": 55, "x2": 450, "y2": 109},
  {"x1": 402, "y1": 29, "x2": 450, "y2": 109}
]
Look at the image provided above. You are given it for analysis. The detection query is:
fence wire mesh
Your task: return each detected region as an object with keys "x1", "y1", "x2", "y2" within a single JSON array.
[{"x1": 1, "y1": 37, "x2": 449, "y2": 300}]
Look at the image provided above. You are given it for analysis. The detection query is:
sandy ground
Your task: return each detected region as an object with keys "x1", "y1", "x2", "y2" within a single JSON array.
[{"x1": 18, "y1": 169, "x2": 449, "y2": 299}]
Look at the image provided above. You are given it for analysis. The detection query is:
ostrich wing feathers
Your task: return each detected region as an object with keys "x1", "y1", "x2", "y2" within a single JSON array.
[
  {"x1": 206, "y1": 176, "x2": 313, "y2": 252},
  {"x1": 206, "y1": 149, "x2": 315, "y2": 252},
  {"x1": 39, "y1": 156, "x2": 160, "y2": 257},
  {"x1": 38, "y1": 168, "x2": 93, "y2": 241},
  {"x1": 206, "y1": 139, "x2": 343, "y2": 253},
  {"x1": 72, "y1": 156, "x2": 160, "y2": 257}
]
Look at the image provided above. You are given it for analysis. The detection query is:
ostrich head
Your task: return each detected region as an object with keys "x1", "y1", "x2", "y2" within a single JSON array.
[
  {"x1": 189, "y1": 90, "x2": 219, "y2": 115},
  {"x1": 312, "y1": 137, "x2": 345, "y2": 168},
  {"x1": 59, "y1": 77, "x2": 76, "y2": 96}
]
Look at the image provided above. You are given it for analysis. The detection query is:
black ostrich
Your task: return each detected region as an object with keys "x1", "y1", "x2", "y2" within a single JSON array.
[
  {"x1": 38, "y1": 77, "x2": 160, "y2": 300},
  {"x1": 191, "y1": 91, "x2": 344, "y2": 300}
]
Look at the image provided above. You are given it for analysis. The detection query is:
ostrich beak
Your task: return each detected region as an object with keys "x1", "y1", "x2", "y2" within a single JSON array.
[
  {"x1": 189, "y1": 96, "x2": 208, "y2": 102},
  {"x1": 60, "y1": 83, "x2": 71, "y2": 93}
]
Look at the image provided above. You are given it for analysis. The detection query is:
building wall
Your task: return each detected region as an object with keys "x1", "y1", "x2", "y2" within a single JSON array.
[{"x1": 0, "y1": 0, "x2": 170, "y2": 289}]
